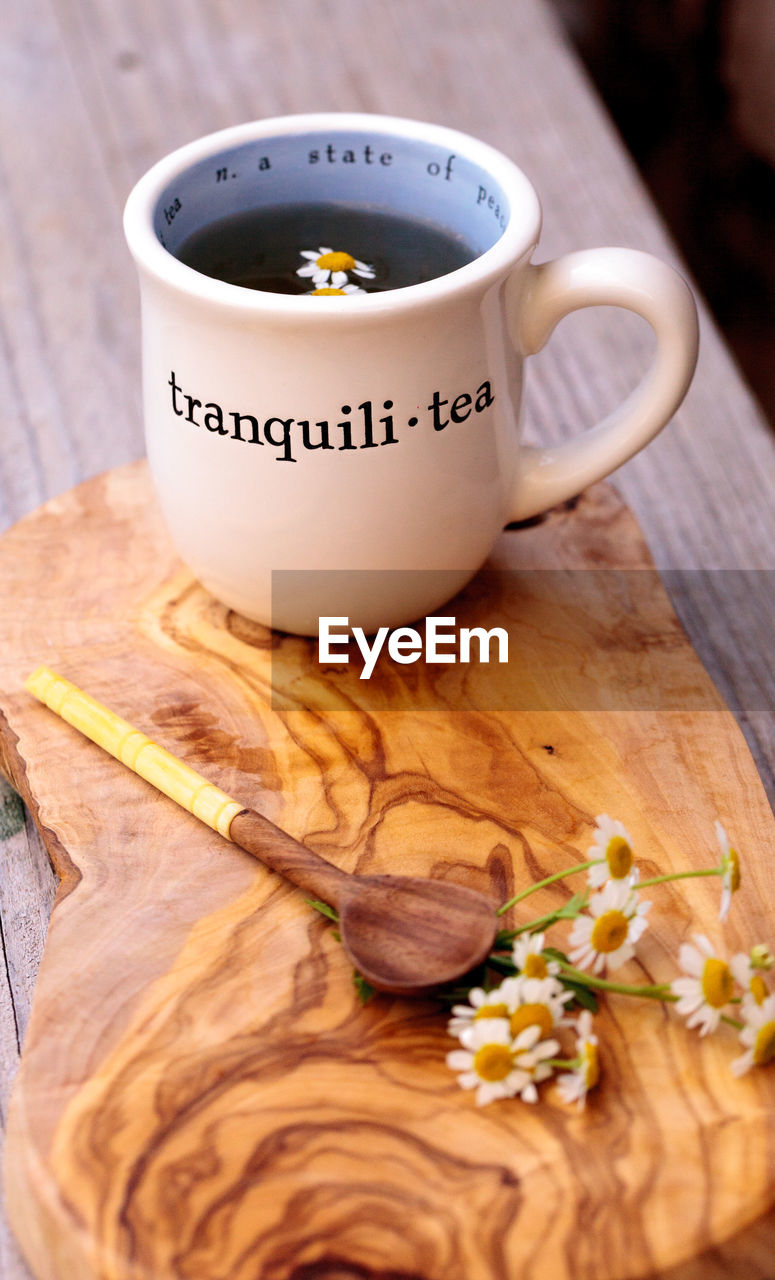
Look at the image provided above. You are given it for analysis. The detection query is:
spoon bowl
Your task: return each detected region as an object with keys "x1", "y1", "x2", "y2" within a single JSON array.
[
  {"x1": 338, "y1": 874, "x2": 499, "y2": 995},
  {"x1": 229, "y1": 810, "x2": 499, "y2": 995}
]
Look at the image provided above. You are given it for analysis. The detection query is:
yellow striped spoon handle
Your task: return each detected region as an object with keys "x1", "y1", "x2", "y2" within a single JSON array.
[{"x1": 25, "y1": 666, "x2": 243, "y2": 840}]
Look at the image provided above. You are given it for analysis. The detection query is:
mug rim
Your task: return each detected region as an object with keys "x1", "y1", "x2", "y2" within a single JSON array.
[{"x1": 123, "y1": 112, "x2": 543, "y2": 316}]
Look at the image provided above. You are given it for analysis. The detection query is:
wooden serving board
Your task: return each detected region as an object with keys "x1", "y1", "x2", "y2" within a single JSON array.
[{"x1": 1, "y1": 460, "x2": 774, "y2": 1280}]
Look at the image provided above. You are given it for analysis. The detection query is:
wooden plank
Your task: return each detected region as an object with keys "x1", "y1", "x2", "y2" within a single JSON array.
[
  {"x1": 0, "y1": 779, "x2": 52, "y2": 1280},
  {"x1": 0, "y1": 807, "x2": 26, "y2": 1280},
  {"x1": 0, "y1": 1014, "x2": 27, "y2": 1280},
  {"x1": 0, "y1": 0, "x2": 144, "y2": 531},
  {"x1": 0, "y1": 794, "x2": 57, "y2": 1045}
]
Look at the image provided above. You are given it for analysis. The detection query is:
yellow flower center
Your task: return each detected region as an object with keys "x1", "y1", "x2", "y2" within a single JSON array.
[
  {"x1": 473, "y1": 1043, "x2": 513, "y2": 1082},
  {"x1": 509, "y1": 1003, "x2": 554, "y2": 1039},
  {"x1": 311, "y1": 287, "x2": 348, "y2": 296},
  {"x1": 523, "y1": 953, "x2": 548, "y2": 979},
  {"x1": 316, "y1": 250, "x2": 356, "y2": 272},
  {"x1": 605, "y1": 835, "x2": 633, "y2": 879},
  {"x1": 753, "y1": 1021, "x2": 775, "y2": 1066},
  {"x1": 590, "y1": 909, "x2": 629, "y2": 953},
  {"x1": 701, "y1": 957, "x2": 733, "y2": 1008},
  {"x1": 750, "y1": 974, "x2": 769, "y2": 1005},
  {"x1": 473, "y1": 1002, "x2": 509, "y2": 1021},
  {"x1": 727, "y1": 847, "x2": 741, "y2": 893},
  {"x1": 582, "y1": 1041, "x2": 600, "y2": 1089}
]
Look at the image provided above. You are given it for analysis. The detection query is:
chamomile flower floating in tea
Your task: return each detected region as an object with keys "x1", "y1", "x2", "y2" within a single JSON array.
[
  {"x1": 297, "y1": 246, "x2": 376, "y2": 288},
  {"x1": 310, "y1": 284, "x2": 366, "y2": 296}
]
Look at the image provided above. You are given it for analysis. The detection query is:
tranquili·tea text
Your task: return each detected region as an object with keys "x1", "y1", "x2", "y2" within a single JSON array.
[{"x1": 167, "y1": 371, "x2": 495, "y2": 463}]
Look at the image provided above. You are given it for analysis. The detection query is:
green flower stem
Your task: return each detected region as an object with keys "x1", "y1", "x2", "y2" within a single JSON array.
[
  {"x1": 721, "y1": 1013, "x2": 744, "y2": 1031},
  {"x1": 500, "y1": 908, "x2": 574, "y2": 940},
  {"x1": 497, "y1": 860, "x2": 597, "y2": 916},
  {"x1": 545, "y1": 1058, "x2": 577, "y2": 1070},
  {"x1": 558, "y1": 962, "x2": 676, "y2": 1002},
  {"x1": 637, "y1": 868, "x2": 720, "y2": 889}
]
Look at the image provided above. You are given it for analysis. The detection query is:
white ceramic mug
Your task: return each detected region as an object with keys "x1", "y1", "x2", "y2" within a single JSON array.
[{"x1": 124, "y1": 113, "x2": 698, "y2": 635}]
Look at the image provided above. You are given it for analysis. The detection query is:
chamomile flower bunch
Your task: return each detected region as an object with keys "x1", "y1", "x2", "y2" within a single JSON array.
[
  {"x1": 442, "y1": 812, "x2": 774, "y2": 1106},
  {"x1": 310, "y1": 811, "x2": 771, "y2": 1108}
]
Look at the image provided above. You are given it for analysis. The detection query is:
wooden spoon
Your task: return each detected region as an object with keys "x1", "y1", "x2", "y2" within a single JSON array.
[{"x1": 25, "y1": 666, "x2": 499, "y2": 996}]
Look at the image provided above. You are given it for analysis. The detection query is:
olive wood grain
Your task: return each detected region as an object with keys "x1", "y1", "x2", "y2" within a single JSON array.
[{"x1": 0, "y1": 461, "x2": 774, "y2": 1280}]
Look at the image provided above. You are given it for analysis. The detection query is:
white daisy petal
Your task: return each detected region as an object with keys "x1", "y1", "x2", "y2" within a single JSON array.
[
  {"x1": 730, "y1": 953, "x2": 751, "y2": 988},
  {"x1": 457, "y1": 1071, "x2": 480, "y2": 1090},
  {"x1": 513, "y1": 1024, "x2": 542, "y2": 1053},
  {"x1": 695, "y1": 934, "x2": 716, "y2": 958},
  {"x1": 730, "y1": 1049, "x2": 755, "y2": 1076},
  {"x1": 528, "y1": 1038, "x2": 561, "y2": 1064},
  {"x1": 475, "y1": 1082, "x2": 500, "y2": 1106},
  {"x1": 677, "y1": 940, "x2": 706, "y2": 977},
  {"x1": 446, "y1": 1050, "x2": 474, "y2": 1071},
  {"x1": 459, "y1": 1018, "x2": 511, "y2": 1051},
  {"x1": 587, "y1": 862, "x2": 611, "y2": 889}
]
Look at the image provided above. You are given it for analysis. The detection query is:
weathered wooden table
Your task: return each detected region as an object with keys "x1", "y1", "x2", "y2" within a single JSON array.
[{"x1": 1, "y1": 1, "x2": 773, "y2": 1277}]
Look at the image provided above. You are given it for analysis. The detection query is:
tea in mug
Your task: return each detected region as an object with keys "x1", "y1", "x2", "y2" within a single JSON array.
[{"x1": 175, "y1": 202, "x2": 475, "y2": 295}]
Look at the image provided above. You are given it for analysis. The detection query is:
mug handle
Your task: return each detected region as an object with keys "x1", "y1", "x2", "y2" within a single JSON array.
[{"x1": 507, "y1": 247, "x2": 699, "y2": 522}]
